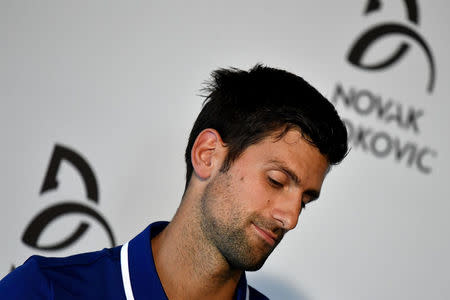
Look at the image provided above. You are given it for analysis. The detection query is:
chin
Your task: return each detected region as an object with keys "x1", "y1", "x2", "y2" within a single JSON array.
[
  {"x1": 226, "y1": 253, "x2": 270, "y2": 271},
  {"x1": 243, "y1": 262, "x2": 266, "y2": 272}
]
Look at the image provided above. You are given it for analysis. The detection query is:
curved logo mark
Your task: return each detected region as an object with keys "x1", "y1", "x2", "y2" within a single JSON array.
[
  {"x1": 347, "y1": 0, "x2": 436, "y2": 93},
  {"x1": 21, "y1": 144, "x2": 116, "y2": 251}
]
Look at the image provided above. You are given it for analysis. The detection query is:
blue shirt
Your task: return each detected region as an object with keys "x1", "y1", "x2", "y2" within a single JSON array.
[{"x1": 0, "y1": 221, "x2": 268, "y2": 299}]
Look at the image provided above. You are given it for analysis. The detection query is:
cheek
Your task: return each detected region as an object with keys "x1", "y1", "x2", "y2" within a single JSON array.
[{"x1": 238, "y1": 175, "x2": 272, "y2": 210}]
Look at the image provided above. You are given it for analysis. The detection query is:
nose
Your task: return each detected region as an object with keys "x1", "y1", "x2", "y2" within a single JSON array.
[{"x1": 270, "y1": 194, "x2": 303, "y2": 231}]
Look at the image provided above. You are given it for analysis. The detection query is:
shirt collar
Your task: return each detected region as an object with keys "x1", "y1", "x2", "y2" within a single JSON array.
[{"x1": 121, "y1": 221, "x2": 249, "y2": 300}]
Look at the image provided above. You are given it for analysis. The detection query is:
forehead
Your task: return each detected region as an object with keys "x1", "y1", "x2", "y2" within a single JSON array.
[{"x1": 271, "y1": 129, "x2": 327, "y2": 165}]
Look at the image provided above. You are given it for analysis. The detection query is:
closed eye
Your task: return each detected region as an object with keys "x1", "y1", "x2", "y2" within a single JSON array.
[
  {"x1": 302, "y1": 193, "x2": 319, "y2": 212},
  {"x1": 268, "y1": 177, "x2": 283, "y2": 188}
]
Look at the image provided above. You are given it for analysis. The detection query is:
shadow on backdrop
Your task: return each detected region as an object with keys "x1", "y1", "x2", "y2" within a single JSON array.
[{"x1": 250, "y1": 273, "x2": 310, "y2": 300}]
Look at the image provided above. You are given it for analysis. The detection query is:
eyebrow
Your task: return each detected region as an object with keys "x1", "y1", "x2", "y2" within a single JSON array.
[
  {"x1": 267, "y1": 159, "x2": 321, "y2": 202},
  {"x1": 268, "y1": 159, "x2": 300, "y2": 186}
]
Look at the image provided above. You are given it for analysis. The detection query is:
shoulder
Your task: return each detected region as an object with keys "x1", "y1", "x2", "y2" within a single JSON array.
[
  {"x1": 32, "y1": 245, "x2": 122, "y2": 271},
  {"x1": 0, "y1": 255, "x2": 52, "y2": 299},
  {"x1": 249, "y1": 285, "x2": 270, "y2": 300},
  {"x1": 0, "y1": 246, "x2": 123, "y2": 299}
]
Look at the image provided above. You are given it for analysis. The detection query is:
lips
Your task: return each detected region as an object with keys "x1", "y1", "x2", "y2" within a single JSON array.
[{"x1": 252, "y1": 223, "x2": 278, "y2": 246}]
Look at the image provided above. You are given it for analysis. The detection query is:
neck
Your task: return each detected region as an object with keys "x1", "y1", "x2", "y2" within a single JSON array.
[{"x1": 151, "y1": 187, "x2": 243, "y2": 300}]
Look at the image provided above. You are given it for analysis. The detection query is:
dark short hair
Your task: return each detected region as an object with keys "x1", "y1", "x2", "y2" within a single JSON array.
[{"x1": 184, "y1": 64, "x2": 348, "y2": 190}]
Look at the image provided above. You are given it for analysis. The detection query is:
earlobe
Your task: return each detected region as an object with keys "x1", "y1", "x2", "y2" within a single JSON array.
[{"x1": 191, "y1": 129, "x2": 225, "y2": 180}]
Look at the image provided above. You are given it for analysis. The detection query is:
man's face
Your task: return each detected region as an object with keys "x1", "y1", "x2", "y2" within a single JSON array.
[{"x1": 199, "y1": 129, "x2": 329, "y2": 271}]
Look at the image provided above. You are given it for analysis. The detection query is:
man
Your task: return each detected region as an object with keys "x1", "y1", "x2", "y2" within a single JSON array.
[{"x1": 0, "y1": 64, "x2": 348, "y2": 299}]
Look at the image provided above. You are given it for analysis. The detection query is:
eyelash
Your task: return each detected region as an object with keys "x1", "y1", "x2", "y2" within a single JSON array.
[
  {"x1": 268, "y1": 177, "x2": 283, "y2": 188},
  {"x1": 269, "y1": 177, "x2": 307, "y2": 211}
]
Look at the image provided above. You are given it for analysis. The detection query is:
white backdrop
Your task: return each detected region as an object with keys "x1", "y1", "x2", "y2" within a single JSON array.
[{"x1": 1, "y1": 1, "x2": 449, "y2": 299}]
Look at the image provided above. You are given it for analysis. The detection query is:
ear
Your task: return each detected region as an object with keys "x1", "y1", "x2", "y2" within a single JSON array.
[{"x1": 191, "y1": 129, "x2": 226, "y2": 180}]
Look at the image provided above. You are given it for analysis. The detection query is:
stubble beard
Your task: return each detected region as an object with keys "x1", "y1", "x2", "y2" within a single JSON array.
[{"x1": 199, "y1": 171, "x2": 279, "y2": 271}]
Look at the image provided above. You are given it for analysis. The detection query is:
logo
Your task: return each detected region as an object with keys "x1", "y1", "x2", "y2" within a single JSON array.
[
  {"x1": 332, "y1": 0, "x2": 438, "y2": 174},
  {"x1": 10, "y1": 144, "x2": 116, "y2": 271},
  {"x1": 347, "y1": 0, "x2": 436, "y2": 93}
]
